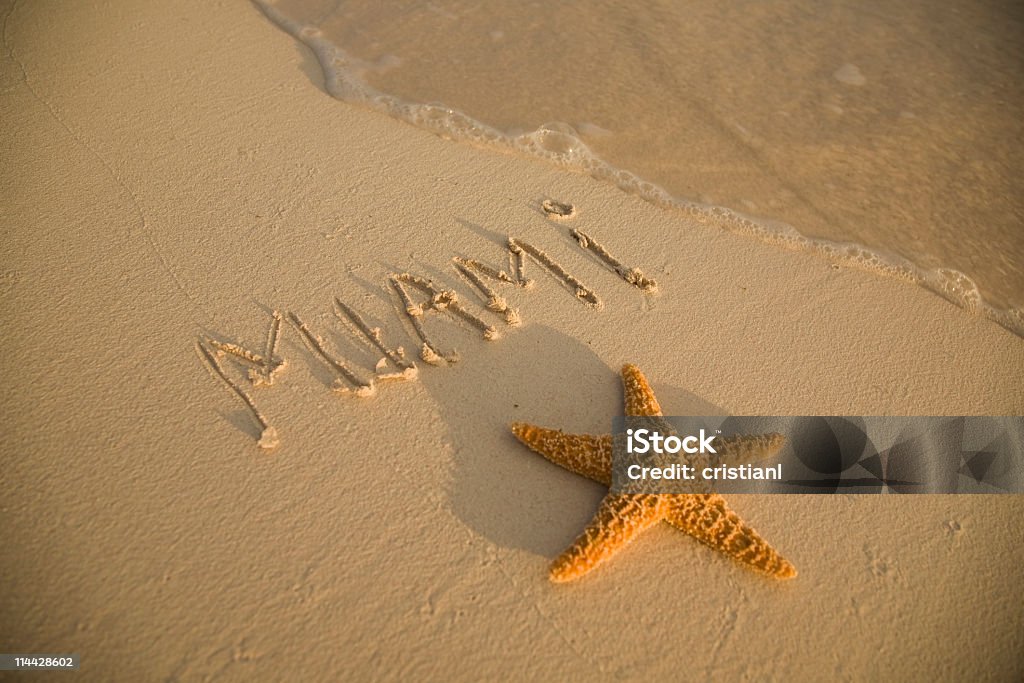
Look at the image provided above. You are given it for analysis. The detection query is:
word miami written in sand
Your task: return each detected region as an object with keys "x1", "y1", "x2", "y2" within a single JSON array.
[{"x1": 198, "y1": 218, "x2": 657, "y2": 449}]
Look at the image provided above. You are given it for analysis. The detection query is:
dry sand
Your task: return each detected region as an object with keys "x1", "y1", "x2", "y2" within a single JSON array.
[{"x1": 2, "y1": 0, "x2": 1022, "y2": 680}]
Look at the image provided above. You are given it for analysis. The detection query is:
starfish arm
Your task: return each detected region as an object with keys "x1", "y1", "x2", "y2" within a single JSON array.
[
  {"x1": 621, "y1": 364, "x2": 663, "y2": 417},
  {"x1": 550, "y1": 493, "x2": 667, "y2": 582},
  {"x1": 510, "y1": 422, "x2": 613, "y2": 485},
  {"x1": 665, "y1": 494, "x2": 797, "y2": 579}
]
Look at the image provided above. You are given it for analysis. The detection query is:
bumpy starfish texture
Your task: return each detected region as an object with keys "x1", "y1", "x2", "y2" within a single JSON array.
[{"x1": 511, "y1": 364, "x2": 797, "y2": 583}]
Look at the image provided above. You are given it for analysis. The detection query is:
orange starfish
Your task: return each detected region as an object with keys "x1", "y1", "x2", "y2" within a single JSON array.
[{"x1": 511, "y1": 364, "x2": 797, "y2": 582}]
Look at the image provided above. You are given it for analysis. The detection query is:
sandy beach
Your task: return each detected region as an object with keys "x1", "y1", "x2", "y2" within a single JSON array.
[{"x1": 2, "y1": 0, "x2": 1022, "y2": 680}]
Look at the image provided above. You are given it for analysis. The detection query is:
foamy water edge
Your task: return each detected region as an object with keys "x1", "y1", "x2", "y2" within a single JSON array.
[{"x1": 254, "y1": 0, "x2": 1024, "y2": 339}]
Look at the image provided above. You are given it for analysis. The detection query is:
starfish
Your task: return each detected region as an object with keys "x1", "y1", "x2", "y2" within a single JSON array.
[{"x1": 510, "y1": 364, "x2": 797, "y2": 582}]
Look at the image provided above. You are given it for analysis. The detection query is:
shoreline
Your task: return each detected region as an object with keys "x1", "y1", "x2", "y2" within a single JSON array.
[
  {"x1": 253, "y1": 0, "x2": 1024, "y2": 339},
  {"x1": 2, "y1": 0, "x2": 1023, "y2": 680}
]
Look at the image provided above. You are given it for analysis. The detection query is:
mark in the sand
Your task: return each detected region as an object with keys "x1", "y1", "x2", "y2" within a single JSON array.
[
  {"x1": 943, "y1": 518, "x2": 966, "y2": 547},
  {"x1": 509, "y1": 237, "x2": 601, "y2": 308},
  {"x1": 199, "y1": 303, "x2": 424, "y2": 448},
  {"x1": 334, "y1": 298, "x2": 418, "y2": 382},
  {"x1": 452, "y1": 257, "x2": 522, "y2": 327},
  {"x1": 863, "y1": 544, "x2": 901, "y2": 580},
  {"x1": 289, "y1": 311, "x2": 376, "y2": 396},
  {"x1": 542, "y1": 198, "x2": 576, "y2": 219},
  {"x1": 200, "y1": 212, "x2": 656, "y2": 448},
  {"x1": 570, "y1": 228, "x2": 658, "y2": 292},
  {"x1": 390, "y1": 272, "x2": 498, "y2": 365},
  {"x1": 205, "y1": 311, "x2": 287, "y2": 387},
  {"x1": 452, "y1": 234, "x2": 603, "y2": 318},
  {"x1": 197, "y1": 339, "x2": 279, "y2": 450}
]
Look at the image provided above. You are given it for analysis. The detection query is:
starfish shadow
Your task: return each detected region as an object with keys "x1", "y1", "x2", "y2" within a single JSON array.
[{"x1": 419, "y1": 323, "x2": 726, "y2": 557}]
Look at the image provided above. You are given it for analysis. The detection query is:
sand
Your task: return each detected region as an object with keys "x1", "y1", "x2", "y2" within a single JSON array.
[{"x1": 1, "y1": 0, "x2": 1022, "y2": 680}]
